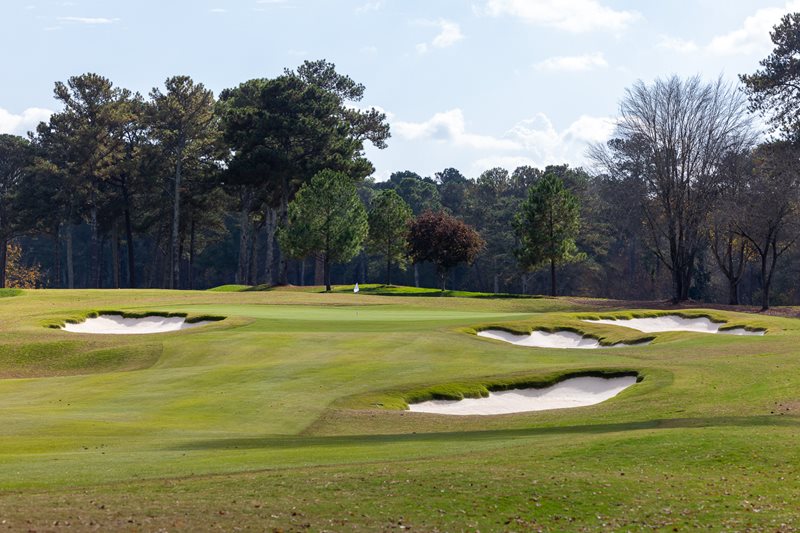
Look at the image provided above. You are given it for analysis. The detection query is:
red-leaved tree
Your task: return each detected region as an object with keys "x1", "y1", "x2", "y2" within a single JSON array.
[{"x1": 407, "y1": 210, "x2": 484, "y2": 291}]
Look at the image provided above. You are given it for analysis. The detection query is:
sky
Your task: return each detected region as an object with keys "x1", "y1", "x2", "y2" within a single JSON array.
[{"x1": 0, "y1": 0, "x2": 796, "y2": 181}]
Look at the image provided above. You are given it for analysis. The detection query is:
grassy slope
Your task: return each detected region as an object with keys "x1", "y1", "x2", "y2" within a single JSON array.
[{"x1": 0, "y1": 288, "x2": 798, "y2": 530}]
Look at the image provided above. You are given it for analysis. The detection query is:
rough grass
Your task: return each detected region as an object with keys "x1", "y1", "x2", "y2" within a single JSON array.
[{"x1": 0, "y1": 288, "x2": 797, "y2": 530}]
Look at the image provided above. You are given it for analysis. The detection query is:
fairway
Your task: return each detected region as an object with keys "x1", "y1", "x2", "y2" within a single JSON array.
[{"x1": 0, "y1": 288, "x2": 799, "y2": 530}]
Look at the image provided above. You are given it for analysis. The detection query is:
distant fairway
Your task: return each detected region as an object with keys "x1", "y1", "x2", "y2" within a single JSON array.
[{"x1": 0, "y1": 288, "x2": 798, "y2": 530}]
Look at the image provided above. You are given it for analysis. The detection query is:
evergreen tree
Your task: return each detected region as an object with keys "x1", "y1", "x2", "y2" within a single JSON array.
[
  {"x1": 278, "y1": 170, "x2": 368, "y2": 291},
  {"x1": 367, "y1": 189, "x2": 412, "y2": 285},
  {"x1": 514, "y1": 172, "x2": 583, "y2": 296}
]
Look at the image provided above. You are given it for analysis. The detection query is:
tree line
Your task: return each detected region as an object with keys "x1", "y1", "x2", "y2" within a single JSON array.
[{"x1": 2, "y1": 14, "x2": 800, "y2": 309}]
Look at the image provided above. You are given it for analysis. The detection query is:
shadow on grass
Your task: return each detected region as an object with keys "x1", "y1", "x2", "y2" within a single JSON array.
[{"x1": 169, "y1": 415, "x2": 800, "y2": 451}]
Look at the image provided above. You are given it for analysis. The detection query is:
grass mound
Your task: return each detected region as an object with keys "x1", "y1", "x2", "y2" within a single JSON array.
[
  {"x1": 207, "y1": 284, "x2": 251, "y2": 292},
  {"x1": 0, "y1": 288, "x2": 22, "y2": 298}
]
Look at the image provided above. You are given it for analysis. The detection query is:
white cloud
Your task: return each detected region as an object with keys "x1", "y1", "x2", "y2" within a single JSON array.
[
  {"x1": 657, "y1": 35, "x2": 698, "y2": 53},
  {"x1": 706, "y1": 1, "x2": 800, "y2": 56},
  {"x1": 661, "y1": 1, "x2": 800, "y2": 57},
  {"x1": 432, "y1": 20, "x2": 464, "y2": 47},
  {"x1": 415, "y1": 19, "x2": 464, "y2": 53},
  {"x1": 483, "y1": 0, "x2": 639, "y2": 33},
  {"x1": 535, "y1": 52, "x2": 608, "y2": 72},
  {"x1": 0, "y1": 107, "x2": 53, "y2": 135},
  {"x1": 502, "y1": 113, "x2": 614, "y2": 167},
  {"x1": 393, "y1": 108, "x2": 616, "y2": 169},
  {"x1": 394, "y1": 109, "x2": 519, "y2": 150},
  {"x1": 355, "y1": 1, "x2": 382, "y2": 13},
  {"x1": 58, "y1": 16, "x2": 119, "y2": 24},
  {"x1": 361, "y1": 45, "x2": 378, "y2": 56}
]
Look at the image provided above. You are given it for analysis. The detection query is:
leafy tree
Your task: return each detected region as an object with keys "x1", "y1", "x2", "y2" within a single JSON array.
[
  {"x1": 514, "y1": 172, "x2": 583, "y2": 296},
  {"x1": 36, "y1": 73, "x2": 132, "y2": 287},
  {"x1": 407, "y1": 210, "x2": 484, "y2": 291},
  {"x1": 367, "y1": 189, "x2": 412, "y2": 285},
  {"x1": 4, "y1": 242, "x2": 43, "y2": 289},
  {"x1": 218, "y1": 62, "x2": 388, "y2": 285},
  {"x1": 278, "y1": 170, "x2": 368, "y2": 291},
  {"x1": 0, "y1": 135, "x2": 33, "y2": 287},
  {"x1": 148, "y1": 75, "x2": 220, "y2": 289},
  {"x1": 741, "y1": 13, "x2": 800, "y2": 142},
  {"x1": 435, "y1": 167, "x2": 469, "y2": 213}
]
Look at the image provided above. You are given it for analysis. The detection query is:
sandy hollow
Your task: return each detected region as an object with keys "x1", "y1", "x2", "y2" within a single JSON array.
[
  {"x1": 477, "y1": 329, "x2": 649, "y2": 349},
  {"x1": 581, "y1": 315, "x2": 765, "y2": 335},
  {"x1": 408, "y1": 375, "x2": 637, "y2": 415},
  {"x1": 62, "y1": 315, "x2": 211, "y2": 335}
]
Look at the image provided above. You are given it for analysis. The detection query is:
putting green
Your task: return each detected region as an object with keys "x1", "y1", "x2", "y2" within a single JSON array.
[{"x1": 0, "y1": 288, "x2": 797, "y2": 530}]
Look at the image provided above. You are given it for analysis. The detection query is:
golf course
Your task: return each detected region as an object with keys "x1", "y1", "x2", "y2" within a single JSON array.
[{"x1": 0, "y1": 286, "x2": 797, "y2": 531}]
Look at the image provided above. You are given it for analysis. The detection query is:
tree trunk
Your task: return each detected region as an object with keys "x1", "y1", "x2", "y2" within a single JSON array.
[
  {"x1": 264, "y1": 207, "x2": 277, "y2": 286},
  {"x1": 122, "y1": 182, "x2": 136, "y2": 288},
  {"x1": 324, "y1": 253, "x2": 331, "y2": 292},
  {"x1": 414, "y1": 263, "x2": 419, "y2": 287},
  {"x1": 550, "y1": 258, "x2": 557, "y2": 297},
  {"x1": 237, "y1": 191, "x2": 253, "y2": 284},
  {"x1": 171, "y1": 149, "x2": 183, "y2": 290},
  {"x1": 89, "y1": 202, "x2": 100, "y2": 288},
  {"x1": 299, "y1": 258, "x2": 305, "y2": 286},
  {"x1": 440, "y1": 269, "x2": 447, "y2": 291},
  {"x1": 493, "y1": 273, "x2": 499, "y2": 294},
  {"x1": 189, "y1": 217, "x2": 196, "y2": 290},
  {"x1": 386, "y1": 246, "x2": 392, "y2": 286},
  {"x1": 314, "y1": 253, "x2": 324, "y2": 286},
  {"x1": 278, "y1": 175, "x2": 290, "y2": 285},
  {"x1": 729, "y1": 278, "x2": 740, "y2": 305},
  {"x1": 0, "y1": 238, "x2": 6, "y2": 288},
  {"x1": 111, "y1": 221, "x2": 120, "y2": 289},
  {"x1": 249, "y1": 229, "x2": 258, "y2": 285},
  {"x1": 52, "y1": 229, "x2": 62, "y2": 288},
  {"x1": 65, "y1": 225, "x2": 75, "y2": 289}
]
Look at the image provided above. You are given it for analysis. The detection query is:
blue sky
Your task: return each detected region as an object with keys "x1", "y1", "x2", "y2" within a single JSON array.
[{"x1": 1, "y1": 0, "x2": 795, "y2": 180}]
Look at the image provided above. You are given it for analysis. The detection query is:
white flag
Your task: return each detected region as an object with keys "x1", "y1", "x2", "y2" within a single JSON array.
[{"x1": 354, "y1": 283, "x2": 360, "y2": 293}]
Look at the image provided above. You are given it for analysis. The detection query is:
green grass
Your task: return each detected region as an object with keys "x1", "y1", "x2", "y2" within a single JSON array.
[
  {"x1": 0, "y1": 288, "x2": 22, "y2": 298},
  {"x1": 0, "y1": 287, "x2": 797, "y2": 530},
  {"x1": 206, "y1": 284, "x2": 251, "y2": 292}
]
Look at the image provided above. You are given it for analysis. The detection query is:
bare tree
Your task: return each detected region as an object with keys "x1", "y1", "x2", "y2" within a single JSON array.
[
  {"x1": 736, "y1": 142, "x2": 800, "y2": 310},
  {"x1": 708, "y1": 150, "x2": 752, "y2": 305},
  {"x1": 592, "y1": 75, "x2": 756, "y2": 302}
]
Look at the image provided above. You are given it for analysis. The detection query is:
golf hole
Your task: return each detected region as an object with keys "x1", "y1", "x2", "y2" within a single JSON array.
[
  {"x1": 408, "y1": 375, "x2": 638, "y2": 415},
  {"x1": 581, "y1": 315, "x2": 765, "y2": 335},
  {"x1": 477, "y1": 329, "x2": 649, "y2": 349},
  {"x1": 62, "y1": 314, "x2": 214, "y2": 335}
]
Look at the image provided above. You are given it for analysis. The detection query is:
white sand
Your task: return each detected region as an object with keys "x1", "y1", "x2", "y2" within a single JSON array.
[
  {"x1": 478, "y1": 329, "x2": 601, "y2": 349},
  {"x1": 408, "y1": 375, "x2": 637, "y2": 415},
  {"x1": 62, "y1": 315, "x2": 211, "y2": 335},
  {"x1": 581, "y1": 315, "x2": 765, "y2": 335},
  {"x1": 477, "y1": 329, "x2": 649, "y2": 349}
]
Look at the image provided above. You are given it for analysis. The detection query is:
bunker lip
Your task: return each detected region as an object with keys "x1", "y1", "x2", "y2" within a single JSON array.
[
  {"x1": 408, "y1": 375, "x2": 638, "y2": 416},
  {"x1": 581, "y1": 315, "x2": 766, "y2": 335},
  {"x1": 60, "y1": 313, "x2": 218, "y2": 335},
  {"x1": 477, "y1": 328, "x2": 651, "y2": 349}
]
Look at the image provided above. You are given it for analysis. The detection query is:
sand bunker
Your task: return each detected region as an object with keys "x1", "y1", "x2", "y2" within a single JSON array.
[
  {"x1": 477, "y1": 329, "x2": 648, "y2": 349},
  {"x1": 408, "y1": 375, "x2": 637, "y2": 415},
  {"x1": 581, "y1": 315, "x2": 765, "y2": 335},
  {"x1": 62, "y1": 315, "x2": 211, "y2": 335}
]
